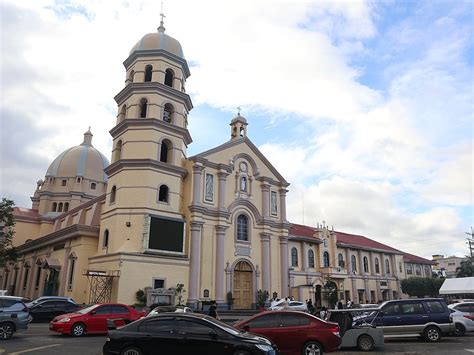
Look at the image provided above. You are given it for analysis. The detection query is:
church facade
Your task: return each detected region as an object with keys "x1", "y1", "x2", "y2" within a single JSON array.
[{"x1": 1, "y1": 23, "x2": 434, "y2": 308}]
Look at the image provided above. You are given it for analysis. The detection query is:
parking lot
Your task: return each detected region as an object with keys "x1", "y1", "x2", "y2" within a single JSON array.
[{"x1": 0, "y1": 324, "x2": 473, "y2": 355}]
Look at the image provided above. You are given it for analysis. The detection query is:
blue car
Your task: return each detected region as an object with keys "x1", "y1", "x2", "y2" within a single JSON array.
[
  {"x1": 0, "y1": 296, "x2": 29, "y2": 339},
  {"x1": 354, "y1": 298, "x2": 454, "y2": 342}
]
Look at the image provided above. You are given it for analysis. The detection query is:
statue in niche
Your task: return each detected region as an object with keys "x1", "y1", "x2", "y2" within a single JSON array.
[{"x1": 241, "y1": 176, "x2": 247, "y2": 192}]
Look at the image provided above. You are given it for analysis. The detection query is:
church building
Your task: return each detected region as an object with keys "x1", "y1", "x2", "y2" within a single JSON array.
[{"x1": 1, "y1": 20, "x2": 434, "y2": 308}]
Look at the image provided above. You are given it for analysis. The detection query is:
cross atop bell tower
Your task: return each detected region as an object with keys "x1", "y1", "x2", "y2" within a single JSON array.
[{"x1": 230, "y1": 108, "x2": 248, "y2": 140}]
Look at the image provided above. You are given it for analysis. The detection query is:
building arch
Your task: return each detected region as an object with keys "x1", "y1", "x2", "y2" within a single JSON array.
[
  {"x1": 291, "y1": 247, "x2": 298, "y2": 267},
  {"x1": 158, "y1": 185, "x2": 169, "y2": 203},
  {"x1": 117, "y1": 104, "x2": 126, "y2": 123},
  {"x1": 110, "y1": 185, "x2": 117, "y2": 204},
  {"x1": 164, "y1": 68, "x2": 174, "y2": 87},
  {"x1": 323, "y1": 251, "x2": 330, "y2": 267},
  {"x1": 139, "y1": 98, "x2": 148, "y2": 118},
  {"x1": 159, "y1": 138, "x2": 173, "y2": 163},
  {"x1": 231, "y1": 153, "x2": 259, "y2": 177},
  {"x1": 230, "y1": 258, "x2": 256, "y2": 309},
  {"x1": 308, "y1": 249, "x2": 315, "y2": 268},
  {"x1": 228, "y1": 199, "x2": 262, "y2": 223},
  {"x1": 113, "y1": 140, "x2": 122, "y2": 163},
  {"x1": 375, "y1": 258, "x2": 380, "y2": 273},
  {"x1": 162, "y1": 102, "x2": 174, "y2": 123},
  {"x1": 338, "y1": 253, "x2": 344, "y2": 267},
  {"x1": 385, "y1": 259, "x2": 391, "y2": 274},
  {"x1": 144, "y1": 65, "x2": 153, "y2": 82},
  {"x1": 351, "y1": 255, "x2": 357, "y2": 272}
]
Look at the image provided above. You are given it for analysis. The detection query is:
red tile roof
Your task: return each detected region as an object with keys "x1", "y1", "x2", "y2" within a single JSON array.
[
  {"x1": 402, "y1": 252, "x2": 436, "y2": 265},
  {"x1": 13, "y1": 207, "x2": 40, "y2": 218},
  {"x1": 289, "y1": 223, "x2": 316, "y2": 238}
]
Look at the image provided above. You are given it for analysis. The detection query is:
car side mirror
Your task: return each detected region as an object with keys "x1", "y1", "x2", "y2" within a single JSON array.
[{"x1": 91, "y1": 310, "x2": 96, "y2": 315}]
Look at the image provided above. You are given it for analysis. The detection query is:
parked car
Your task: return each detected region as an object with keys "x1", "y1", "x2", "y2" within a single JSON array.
[
  {"x1": 103, "y1": 313, "x2": 278, "y2": 355},
  {"x1": 26, "y1": 296, "x2": 76, "y2": 308},
  {"x1": 50, "y1": 303, "x2": 146, "y2": 336},
  {"x1": 353, "y1": 298, "x2": 454, "y2": 342},
  {"x1": 448, "y1": 302, "x2": 474, "y2": 336},
  {"x1": 268, "y1": 299, "x2": 308, "y2": 312},
  {"x1": 234, "y1": 310, "x2": 341, "y2": 354},
  {"x1": 147, "y1": 305, "x2": 193, "y2": 317},
  {"x1": 0, "y1": 296, "x2": 29, "y2": 339},
  {"x1": 28, "y1": 299, "x2": 82, "y2": 323}
]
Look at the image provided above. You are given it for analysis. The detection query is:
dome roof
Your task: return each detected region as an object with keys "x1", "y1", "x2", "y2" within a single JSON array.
[
  {"x1": 45, "y1": 129, "x2": 109, "y2": 182},
  {"x1": 129, "y1": 26, "x2": 184, "y2": 58}
]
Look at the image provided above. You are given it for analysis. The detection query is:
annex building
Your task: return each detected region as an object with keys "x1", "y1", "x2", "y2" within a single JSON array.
[{"x1": 1, "y1": 22, "x2": 434, "y2": 309}]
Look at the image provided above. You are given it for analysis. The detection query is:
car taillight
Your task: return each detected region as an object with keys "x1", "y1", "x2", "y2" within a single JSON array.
[
  {"x1": 463, "y1": 315, "x2": 473, "y2": 320},
  {"x1": 329, "y1": 325, "x2": 340, "y2": 337}
]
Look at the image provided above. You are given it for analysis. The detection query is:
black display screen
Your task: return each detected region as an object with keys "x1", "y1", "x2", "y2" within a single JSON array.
[{"x1": 148, "y1": 216, "x2": 184, "y2": 253}]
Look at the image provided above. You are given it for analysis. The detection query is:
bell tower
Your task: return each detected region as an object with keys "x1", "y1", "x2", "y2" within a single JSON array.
[{"x1": 101, "y1": 16, "x2": 193, "y2": 255}]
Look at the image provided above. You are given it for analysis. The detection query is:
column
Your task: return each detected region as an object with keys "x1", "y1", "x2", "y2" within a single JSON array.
[
  {"x1": 302, "y1": 242, "x2": 309, "y2": 271},
  {"x1": 59, "y1": 247, "x2": 71, "y2": 295},
  {"x1": 192, "y1": 164, "x2": 204, "y2": 205},
  {"x1": 28, "y1": 263, "x2": 39, "y2": 299},
  {"x1": 364, "y1": 278, "x2": 370, "y2": 303},
  {"x1": 279, "y1": 188, "x2": 288, "y2": 221},
  {"x1": 381, "y1": 253, "x2": 386, "y2": 276},
  {"x1": 261, "y1": 183, "x2": 270, "y2": 218},
  {"x1": 17, "y1": 263, "x2": 25, "y2": 296},
  {"x1": 375, "y1": 280, "x2": 382, "y2": 302},
  {"x1": 188, "y1": 221, "x2": 204, "y2": 304},
  {"x1": 280, "y1": 236, "x2": 289, "y2": 297},
  {"x1": 225, "y1": 262, "x2": 231, "y2": 297},
  {"x1": 345, "y1": 249, "x2": 351, "y2": 275},
  {"x1": 357, "y1": 250, "x2": 363, "y2": 275},
  {"x1": 369, "y1": 251, "x2": 375, "y2": 276},
  {"x1": 351, "y1": 278, "x2": 357, "y2": 303},
  {"x1": 391, "y1": 254, "x2": 397, "y2": 277},
  {"x1": 260, "y1": 233, "x2": 271, "y2": 292},
  {"x1": 217, "y1": 172, "x2": 228, "y2": 210},
  {"x1": 215, "y1": 225, "x2": 228, "y2": 303}
]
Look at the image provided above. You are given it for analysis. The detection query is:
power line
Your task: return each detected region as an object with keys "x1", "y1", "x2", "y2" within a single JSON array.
[{"x1": 466, "y1": 226, "x2": 474, "y2": 258}]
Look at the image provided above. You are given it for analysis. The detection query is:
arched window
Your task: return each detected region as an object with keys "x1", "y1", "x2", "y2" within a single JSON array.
[
  {"x1": 91, "y1": 182, "x2": 96, "y2": 190},
  {"x1": 308, "y1": 249, "x2": 315, "y2": 268},
  {"x1": 144, "y1": 65, "x2": 153, "y2": 82},
  {"x1": 291, "y1": 247, "x2": 298, "y2": 267},
  {"x1": 363, "y1": 256, "x2": 369, "y2": 273},
  {"x1": 203, "y1": 289, "x2": 209, "y2": 298},
  {"x1": 110, "y1": 186, "x2": 116, "y2": 204},
  {"x1": 323, "y1": 251, "x2": 330, "y2": 267},
  {"x1": 163, "y1": 103, "x2": 174, "y2": 123},
  {"x1": 64, "y1": 202, "x2": 69, "y2": 212},
  {"x1": 103, "y1": 229, "x2": 109, "y2": 248},
  {"x1": 52, "y1": 202, "x2": 57, "y2": 212},
  {"x1": 236, "y1": 214, "x2": 248, "y2": 241},
  {"x1": 113, "y1": 140, "x2": 122, "y2": 162},
  {"x1": 164, "y1": 69, "x2": 174, "y2": 87},
  {"x1": 375, "y1": 258, "x2": 380, "y2": 273},
  {"x1": 351, "y1": 255, "x2": 357, "y2": 272},
  {"x1": 139, "y1": 98, "x2": 148, "y2": 118},
  {"x1": 158, "y1": 185, "x2": 169, "y2": 203},
  {"x1": 128, "y1": 70, "x2": 134, "y2": 83},
  {"x1": 338, "y1": 253, "x2": 344, "y2": 267},
  {"x1": 118, "y1": 104, "x2": 126, "y2": 123},
  {"x1": 385, "y1": 259, "x2": 390, "y2": 275},
  {"x1": 160, "y1": 141, "x2": 169, "y2": 162},
  {"x1": 58, "y1": 202, "x2": 63, "y2": 212}
]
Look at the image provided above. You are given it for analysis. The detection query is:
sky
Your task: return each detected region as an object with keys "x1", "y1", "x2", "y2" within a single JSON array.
[{"x1": 0, "y1": 0, "x2": 472, "y2": 260}]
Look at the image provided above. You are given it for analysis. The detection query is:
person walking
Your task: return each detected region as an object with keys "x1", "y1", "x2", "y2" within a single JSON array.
[
  {"x1": 320, "y1": 306, "x2": 328, "y2": 320},
  {"x1": 208, "y1": 301, "x2": 219, "y2": 319}
]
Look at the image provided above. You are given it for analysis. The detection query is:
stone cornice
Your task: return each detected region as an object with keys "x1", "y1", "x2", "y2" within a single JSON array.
[
  {"x1": 189, "y1": 156, "x2": 233, "y2": 173},
  {"x1": 110, "y1": 119, "x2": 192, "y2": 146},
  {"x1": 188, "y1": 204, "x2": 231, "y2": 219},
  {"x1": 16, "y1": 224, "x2": 99, "y2": 254},
  {"x1": 114, "y1": 82, "x2": 193, "y2": 112},
  {"x1": 337, "y1": 242, "x2": 401, "y2": 255},
  {"x1": 288, "y1": 235, "x2": 323, "y2": 244},
  {"x1": 104, "y1": 159, "x2": 188, "y2": 179},
  {"x1": 123, "y1": 50, "x2": 191, "y2": 78}
]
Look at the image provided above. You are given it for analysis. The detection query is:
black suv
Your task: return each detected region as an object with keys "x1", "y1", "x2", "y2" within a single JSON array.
[{"x1": 355, "y1": 298, "x2": 454, "y2": 342}]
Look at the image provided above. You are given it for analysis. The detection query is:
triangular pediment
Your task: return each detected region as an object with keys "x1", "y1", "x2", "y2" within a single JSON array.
[{"x1": 190, "y1": 137, "x2": 289, "y2": 186}]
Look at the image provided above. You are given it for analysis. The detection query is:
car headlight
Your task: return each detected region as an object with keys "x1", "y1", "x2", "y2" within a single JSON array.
[
  {"x1": 57, "y1": 317, "x2": 71, "y2": 323},
  {"x1": 256, "y1": 344, "x2": 274, "y2": 352}
]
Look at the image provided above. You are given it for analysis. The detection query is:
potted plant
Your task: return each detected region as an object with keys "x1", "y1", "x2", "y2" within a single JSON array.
[{"x1": 257, "y1": 289, "x2": 269, "y2": 310}]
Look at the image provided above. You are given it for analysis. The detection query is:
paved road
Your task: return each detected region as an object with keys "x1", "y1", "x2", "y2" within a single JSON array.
[{"x1": 1, "y1": 323, "x2": 473, "y2": 354}]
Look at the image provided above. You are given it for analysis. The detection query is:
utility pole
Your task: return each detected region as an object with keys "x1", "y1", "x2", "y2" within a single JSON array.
[{"x1": 466, "y1": 227, "x2": 474, "y2": 258}]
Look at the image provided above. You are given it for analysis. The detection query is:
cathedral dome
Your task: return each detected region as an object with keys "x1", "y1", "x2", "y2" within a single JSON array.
[
  {"x1": 129, "y1": 28, "x2": 184, "y2": 59},
  {"x1": 45, "y1": 129, "x2": 109, "y2": 182}
]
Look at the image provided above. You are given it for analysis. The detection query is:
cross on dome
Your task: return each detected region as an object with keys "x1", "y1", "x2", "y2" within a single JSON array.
[{"x1": 158, "y1": 3, "x2": 166, "y2": 33}]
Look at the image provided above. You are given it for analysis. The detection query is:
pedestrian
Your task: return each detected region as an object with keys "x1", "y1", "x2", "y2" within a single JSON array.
[
  {"x1": 346, "y1": 299, "x2": 353, "y2": 308},
  {"x1": 307, "y1": 299, "x2": 314, "y2": 314},
  {"x1": 290, "y1": 295, "x2": 295, "y2": 301},
  {"x1": 208, "y1": 301, "x2": 219, "y2": 319},
  {"x1": 320, "y1": 306, "x2": 327, "y2": 320},
  {"x1": 282, "y1": 297, "x2": 290, "y2": 309},
  {"x1": 337, "y1": 301, "x2": 343, "y2": 309}
]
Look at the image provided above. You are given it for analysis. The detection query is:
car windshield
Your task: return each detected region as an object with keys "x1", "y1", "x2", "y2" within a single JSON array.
[
  {"x1": 76, "y1": 304, "x2": 100, "y2": 314},
  {"x1": 204, "y1": 316, "x2": 241, "y2": 336}
]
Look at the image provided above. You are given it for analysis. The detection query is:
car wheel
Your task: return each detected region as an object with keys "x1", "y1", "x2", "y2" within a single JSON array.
[
  {"x1": 71, "y1": 323, "x2": 86, "y2": 337},
  {"x1": 0, "y1": 322, "x2": 14, "y2": 340},
  {"x1": 302, "y1": 341, "x2": 323, "y2": 355},
  {"x1": 27, "y1": 314, "x2": 34, "y2": 323},
  {"x1": 357, "y1": 334, "x2": 375, "y2": 351},
  {"x1": 454, "y1": 323, "x2": 466, "y2": 336},
  {"x1": 121, "y1": 347, "x2": 142, "y2": 355},
  {"x1": 423, "y1": 326, "x2": 441, "y2": 342}
]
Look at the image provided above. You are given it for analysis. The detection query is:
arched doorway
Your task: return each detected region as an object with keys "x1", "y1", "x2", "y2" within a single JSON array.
[{"x1": 233, "y1": 260, "x2": 253, "y2": 309}]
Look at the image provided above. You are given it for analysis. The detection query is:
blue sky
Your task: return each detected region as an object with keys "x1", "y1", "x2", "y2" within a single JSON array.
[{"x1": 0, "y1": 0, "x2": 472, "y2": 259}]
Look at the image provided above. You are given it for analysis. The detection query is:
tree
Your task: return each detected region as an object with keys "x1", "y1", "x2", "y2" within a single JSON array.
[
  {"x1": 0, "y1": 198, "x2": 17, "y2": 267},
  {"x1": 401, "y1": 277, "x2": 444, "y2": 298},
  {"x1": 456, "y1": 256, "x2": 474, "y2": 277},
  {"x1": 175, "y1": 283, "x2": 186, "y2": 305}
]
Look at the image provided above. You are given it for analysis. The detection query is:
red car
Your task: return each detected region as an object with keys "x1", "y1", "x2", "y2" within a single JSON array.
[
  {"x1": 50, "y1": 303, "x2": 146, "y2": 336},
  {"x1": 234, "y1": 310, "x2": 341, "y2": 354}
]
